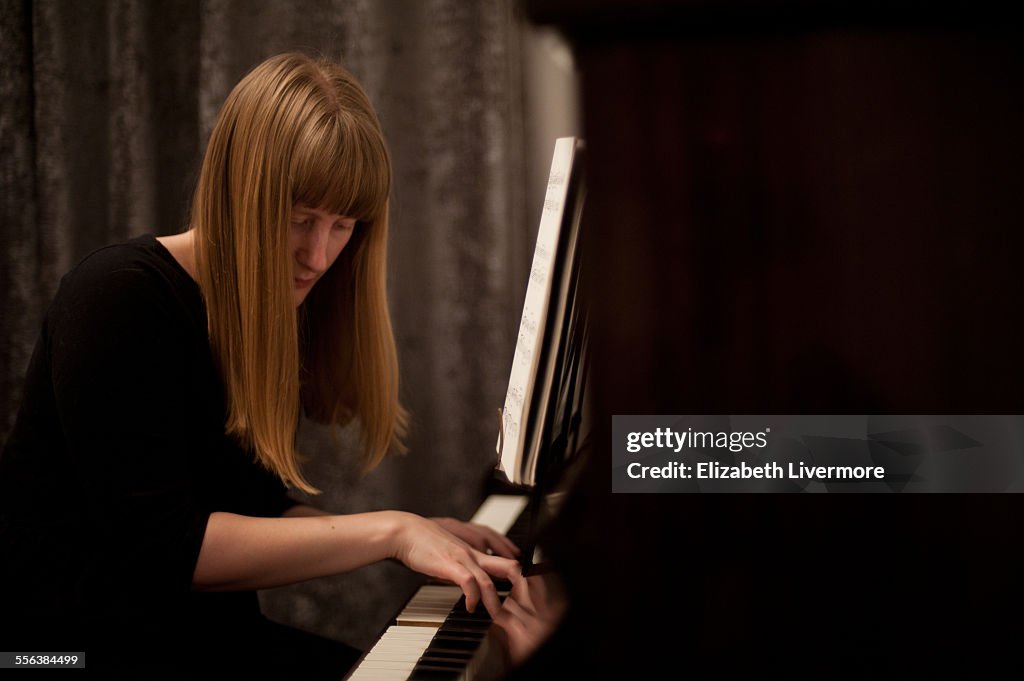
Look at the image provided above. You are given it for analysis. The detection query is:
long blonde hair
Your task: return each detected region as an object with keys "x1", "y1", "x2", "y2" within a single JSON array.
[{"x1": 191, "y1": 52, "x2": 407, "y2": 494}]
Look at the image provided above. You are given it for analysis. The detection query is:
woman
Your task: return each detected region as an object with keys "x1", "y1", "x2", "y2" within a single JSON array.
[{"x1": 0, "y1": 52, "x2": 520, "y2": 678}]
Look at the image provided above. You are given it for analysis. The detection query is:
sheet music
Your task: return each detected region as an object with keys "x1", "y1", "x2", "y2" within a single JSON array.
[
  {"x1": 523, "y1": 174, "x2": 584, "y2": 484},
  {"x1": 497, "y1": 137, "x2": 579, "y2": 484}
]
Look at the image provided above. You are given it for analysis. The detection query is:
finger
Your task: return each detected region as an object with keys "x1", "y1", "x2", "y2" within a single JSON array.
[
  {"x1": 508, "y1": 573, "x2": 535, "y2": 614},
  {"x1": 489, "y1": 607, "x2": 528, "y2": 655},
  {"x1": 528, "y1": 576, "x2": 554, "y2": 616},
  {"x1": 466, "y1": 531, "x2": 489, "y2": 553},
  {"x1": 453, "y1": 523, "x2": 516, "y2": 557},
  {"x1": 464, "y1": 559, "x2": 502, "y2": 618},
  {"x1": 505, "y1": 563, "x2": 528, "y2": 591},
  {"x1": 453, "y1": 565, "x2": 482, "y2": 614},
  {"x1": 474, "y1": 524, "x2": 518, "y2": 554},
  {"x1": 490, "y1": 603, "x2": 520, "y2": 633},
  {"x1": 502, "y1": 593, "x2": 535, "y2": 621},
  {"x1": 479, "y1": 558, "x2": 519, "y2": 621},
  {"x1": 455, "y1": 547, "x2": 500, "y2": 616},
  {"x1": 489, "y1": 606, "x2": 511, "y2": 632},
  {"x1": 481, "y1": 527, "x2": 519, "y2": 558},
  {"x1": 431, "y1": 518, "x2": 480, "y2": 549},
  {"x1": 496, "y1": 608, "x2": 530, "y2": 643},
  {"x1": 450, "y1": 523, "x2": 490, "y2": 553},
  {"x1": 477, "y1": 553, "x2": 522, "y2": 582},
  {"x1": 481, "y1": 579, "x2": 503, "y2": 620}
]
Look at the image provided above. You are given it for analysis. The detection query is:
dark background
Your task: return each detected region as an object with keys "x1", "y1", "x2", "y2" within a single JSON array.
[{"x1": 523, "y1": 1, "x2": 1024, "y2": 677}]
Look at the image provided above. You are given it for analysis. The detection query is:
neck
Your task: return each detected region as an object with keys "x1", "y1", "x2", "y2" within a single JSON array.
[{"x1": 156, "y1": 230, "x2": 198, "y2": 282}]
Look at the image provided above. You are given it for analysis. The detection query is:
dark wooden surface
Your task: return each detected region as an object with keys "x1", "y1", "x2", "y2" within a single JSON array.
[{"x1": 515, "y1": 2, "x2": 1024, "y2": 677}]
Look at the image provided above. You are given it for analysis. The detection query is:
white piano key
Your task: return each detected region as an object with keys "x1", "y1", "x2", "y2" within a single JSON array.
[
  {"x1": 348, "y1": 665, "x2": 410, "y2": 678},
  {"x1": 348, "y1": 670, "x2": 416, "y2": 681},
  {"x1": 357, "y1": 660, "x2": 418, "y2": 670},
  {"x1": 469, "y1": 494, "x2": 528, "y2": 534},
  {"x1": 396, "y1": 585, "x2": 462, "y2": 626},
  {"x1": 347, "y1": 626, "x2": 436, "y2": 680}
]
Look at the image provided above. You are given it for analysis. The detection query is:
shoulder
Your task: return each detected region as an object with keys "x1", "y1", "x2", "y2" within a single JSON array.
[
  {"x1": 50, "y1": 235, "x2": 198, "y2": 337},
  {"x1": 62, "y1": 235, "x2": 172, "y2": 290}
]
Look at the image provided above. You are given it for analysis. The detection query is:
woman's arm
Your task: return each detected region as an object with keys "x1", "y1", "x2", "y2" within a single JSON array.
[
  {"x1": 281, "y1": 505, "x2": 519, "y2": 556},
  {"x1": 193, "y1": 511, "x2": 520, "y2": 616},
  {"x1": 193, "y1": 511, "x2": 395, "y2": 591}
]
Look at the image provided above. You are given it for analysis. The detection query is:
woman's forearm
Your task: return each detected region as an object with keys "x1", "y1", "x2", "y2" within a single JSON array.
[{"x1": 192, "y1": 510, "x2": 401, "y2": 591}]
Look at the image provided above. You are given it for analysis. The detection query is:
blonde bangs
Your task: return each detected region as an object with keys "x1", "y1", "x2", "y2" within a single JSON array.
[{"x1": 290, "y1": 111, "x2": 391, "y2": 226}]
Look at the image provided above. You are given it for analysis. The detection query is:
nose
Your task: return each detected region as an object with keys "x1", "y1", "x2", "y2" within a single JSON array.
[{"x1": 296, "y1": 223, "x2": 330, "y2": 275}]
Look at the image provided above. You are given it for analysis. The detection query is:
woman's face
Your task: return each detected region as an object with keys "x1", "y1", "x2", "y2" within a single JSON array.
[{"x1": 290, "y1": 203, "x2": 356, "y2": 306}]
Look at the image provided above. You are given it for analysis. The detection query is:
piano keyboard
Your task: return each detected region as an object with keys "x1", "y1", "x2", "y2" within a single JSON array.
[{"x1": 346, "y1": 494, "x2": 529, "y2": 681}]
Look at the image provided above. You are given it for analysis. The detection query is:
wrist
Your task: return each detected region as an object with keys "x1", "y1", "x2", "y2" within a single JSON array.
[{"x1": 379, "y1": 510, "x2": 414, "y2": 561}]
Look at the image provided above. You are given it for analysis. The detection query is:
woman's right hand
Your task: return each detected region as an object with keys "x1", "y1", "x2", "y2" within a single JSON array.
[{"x1": 387, "y1": 512, "x2": 521, "y2": 618}]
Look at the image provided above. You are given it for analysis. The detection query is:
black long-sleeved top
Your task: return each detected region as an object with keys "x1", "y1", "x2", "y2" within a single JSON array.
[{"x1": 0, "y1": 235, "x2": 296, "y2": 671}]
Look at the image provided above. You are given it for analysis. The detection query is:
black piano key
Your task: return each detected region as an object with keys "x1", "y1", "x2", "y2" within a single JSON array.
[
  {"x1": 408, "y1": 667, "x2": 462, "y2": 681},
  {"x1": 412, "y1": 654, "x2": 474, "y2": 671},
  {"x1": 420, "y1": 651, "x2": 474, "y2": 663},
  {"x1": 422, "y1": 650, "x2": 476, "y2": 661},
  {"x1": 414, "y1": 657, "x2": 464, "y2": 669},
  {"x1": 423, "y1": 639, "x2": 479, "y2": 655},
  {"x1": 442, "y1": 617, "x2": 490, "y2": 628},
  {"x1": 433, "y1": 629, "x2": 485, "y2": 640},
  {"x1": 441, "y1": 616, "x2": 493, "y2": 632},
  {"x1": 426, "y1": 635, "x2": 483, "y2": 651},
  {"x1": 433, "y1": 630, "x2": 484, "y2": 641},
  {"x1": 439, "y1": 614, "x2": 491, "y2": 628},
  {"x1": 425, "y1": 636, "x2": 480, "y2": 651},
  {"x1": 449, "y1": 597, "x2": 496, "y2": 620},
  {"x1": 443, "y1": 606, "x2": 487, "y2": 620},
  {"x1": 450, "y1": 605, "x2": 491, "y2": 616},
  {"x1": 449, "y1": 610, "x2": 492, "y2": 621},
  {"x1": 419, "y1": 647, "x2": 471, "y2": 659}
]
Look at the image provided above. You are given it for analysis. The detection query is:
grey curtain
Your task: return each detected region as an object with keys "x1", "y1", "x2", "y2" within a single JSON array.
[{"x1": 1, "y1": 0, "x2": 529, "y2": 650}]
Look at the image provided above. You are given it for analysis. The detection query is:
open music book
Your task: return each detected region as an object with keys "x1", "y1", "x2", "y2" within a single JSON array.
[{"x1": 496, "y1": 137, "x2": 586, "y2": 487}]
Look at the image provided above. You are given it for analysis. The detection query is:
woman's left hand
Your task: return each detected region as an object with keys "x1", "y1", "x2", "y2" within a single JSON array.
[{"x1": 429, "y1": 517, "x2": 520, "y2": 559}]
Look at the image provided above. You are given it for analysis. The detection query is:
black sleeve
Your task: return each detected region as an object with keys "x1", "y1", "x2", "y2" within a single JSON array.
[
  {"x1": 49, "y1": 257, "x2": 210, "y2": 597},
  {"x1": 249, "y1": 459, "x2": 302, "y2": 518}
]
